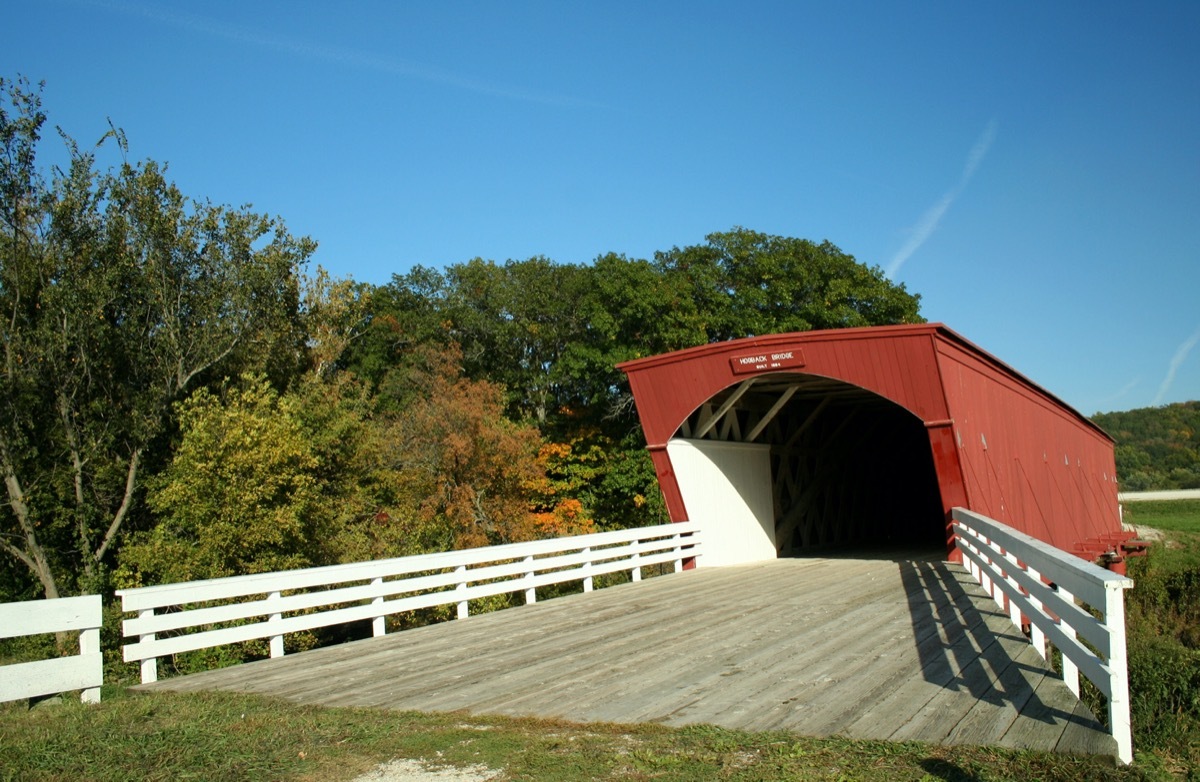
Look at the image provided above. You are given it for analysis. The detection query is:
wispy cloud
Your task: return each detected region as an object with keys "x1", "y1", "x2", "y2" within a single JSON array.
[
  {"x1": 1153, "y1": 326, "x2": 1200, "y2": 405},
  {"x1": 887, "y1": 120, "x2": 997, "y2": 279},
  {"x1": 81, "y1": 0, "x2": 604, "y2": 109},
  {"x1": 1089, "y1": 377, "x2": 1142, "y2": 414},
  {"x1": 961, "y1": 121, "x2": 997, "y2": 185}
]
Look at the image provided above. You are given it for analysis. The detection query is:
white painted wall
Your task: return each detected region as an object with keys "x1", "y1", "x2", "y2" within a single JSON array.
[{"x1": 667, "y1": 438, "x2": 776, "y2": 566}]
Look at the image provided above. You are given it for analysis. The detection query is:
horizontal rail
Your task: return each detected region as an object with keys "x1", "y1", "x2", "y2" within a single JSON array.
[
  {"x1": 952, "y1": 507, "x2": 1133, "y2": 764},
  {"x1": 120, "y1": 522, "x2": 700, "y2": 683},
  {"x1": 0, "y1": 594, "x2": 102, "y2": 704}
]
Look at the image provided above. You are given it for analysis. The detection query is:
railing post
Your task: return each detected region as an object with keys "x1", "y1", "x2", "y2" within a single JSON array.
[
  {"x1": 371, "y1": 577, "x2": 386, "y2": 637},
  {"x1": 582, "y1": 546, "x2": 593, "y2": 593},
  {"x1": 672, "y1": 532, "x2": 683, "y2": 573},
  {"x1": 1026, "y1": 564, "x2": 1047, "y2": 659},
  {"x1": 268, "y1": 591, "x2": 284, "y2": 658},
  {"x1": 977, "y1": 536, "x2": 998, "y2": 609},
  {"x1": 631, "y1": 544, "x2": 642, "y2": 582},
  {"x1": 79, "y1": 624, "x2": 101, "y2": 704},
  {"x1": 1058, "y1": 584, "x2": 1080, "y2": 696},
  {"x1": 1106, "y1": 585, "x2": 1133, "y2": 764},
  {"x1": 456, "y1": 565, "x2": 468, "y2": 619},
  {"x1": 139, "y1": 608, "x2": 157, "y2": 684},
  {"x1": 524, "y1": 555, "x2": 537, "y2": 604},
  {"x1": 1003, "y1": 550, "x2": 1022, "y2": 627}
]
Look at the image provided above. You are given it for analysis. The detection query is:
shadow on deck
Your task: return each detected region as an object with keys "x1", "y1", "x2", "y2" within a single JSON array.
[{"x1": 141, "y1": 552, "x2": 1116, "y2": 756}]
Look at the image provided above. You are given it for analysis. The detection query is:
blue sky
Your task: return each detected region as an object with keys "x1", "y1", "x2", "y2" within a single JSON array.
[{"x1": 6, "y1": 1, "x2": 1198, "y2": 416}]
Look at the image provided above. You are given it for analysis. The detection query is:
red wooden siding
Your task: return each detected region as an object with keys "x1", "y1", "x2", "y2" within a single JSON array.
[{"x1": 934, "y1": 336, "x2": 1119, "y2": 552}]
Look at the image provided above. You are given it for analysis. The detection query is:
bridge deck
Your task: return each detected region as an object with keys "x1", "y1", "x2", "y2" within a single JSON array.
[{"x1": 141, "y1": 552, "x2": 1115, "y2": 756}]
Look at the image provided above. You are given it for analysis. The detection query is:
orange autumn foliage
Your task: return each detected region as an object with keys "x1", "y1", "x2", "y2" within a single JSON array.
[{"x1": 394, "y1": 344, "x2": 571, "y2": 550}]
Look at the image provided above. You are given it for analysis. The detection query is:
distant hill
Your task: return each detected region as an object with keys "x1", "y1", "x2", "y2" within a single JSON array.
[{"x1": 1092, "y1": 401, "x2": 1200, "y2": 491}]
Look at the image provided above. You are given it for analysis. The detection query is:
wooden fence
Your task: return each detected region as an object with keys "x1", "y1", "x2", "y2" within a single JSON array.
[
  {"x1": 0, "y1": 594, "x2": 103, "y2": 704},
  {"x1": 952, "y1": 507, "x2": 1134, "y2": 763},
  {"x1": 119, "y1": 521, "x2": 701, "y2": 684}
]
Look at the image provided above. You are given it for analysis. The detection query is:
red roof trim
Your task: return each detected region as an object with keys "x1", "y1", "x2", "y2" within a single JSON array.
[{"x1": 617, "y1": 323, "x2": 1111, "y2": 443}]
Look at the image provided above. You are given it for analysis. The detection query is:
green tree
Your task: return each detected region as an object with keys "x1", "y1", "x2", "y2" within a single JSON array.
[
  {"x1": 118, "y1": 377, "x2": 325, "y2": 585},
  {"x1": 1094, "y1": 401, "x2": 1200, "y2": 490},
  {"x1": 443, "y1": 257, "x2": 593, "y2": 425},
  {"x1": 0, "y1": 77, "x2": 311, "y2": 598},
  {"x1": 654, "y1": 227, "x2": 924, "y2": 341}
]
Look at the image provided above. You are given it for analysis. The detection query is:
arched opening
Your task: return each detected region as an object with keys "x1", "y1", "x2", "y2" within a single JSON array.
[{"x1": 671, "y1": 372, "x2": 945, "y2": 558}]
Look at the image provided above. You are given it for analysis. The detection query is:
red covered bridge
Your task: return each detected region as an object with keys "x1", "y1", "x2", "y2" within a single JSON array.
[
  {"x1": 92, "y1": 324, "x2": 1137, "y2": 764},
  {"x1": 618, "y1": 323, "x2": 1134, "y2": 567}
]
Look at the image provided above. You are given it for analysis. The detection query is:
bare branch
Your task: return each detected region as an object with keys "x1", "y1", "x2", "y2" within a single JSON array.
[{"x1": 92, "y1": 448, "x2": 140, "y2": 565}]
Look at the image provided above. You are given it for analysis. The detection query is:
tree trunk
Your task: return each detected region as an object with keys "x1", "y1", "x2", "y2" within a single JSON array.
[{"x1": 1, "y1": 452, "x2": 61, "y2": 599}]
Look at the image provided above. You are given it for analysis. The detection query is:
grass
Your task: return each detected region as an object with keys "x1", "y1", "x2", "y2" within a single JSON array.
[
  {"x1": 1122, "y1": 499, "x2": 1200, "y2": 536},
  {"x1": 0, "y1": 686, "x2": 1158, "y2": 782}
]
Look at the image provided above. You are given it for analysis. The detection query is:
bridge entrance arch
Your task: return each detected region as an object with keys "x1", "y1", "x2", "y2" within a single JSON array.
[
  {"x1": 666, "y1": 373, "x2": 944, "y2": 561},
  {"x1": 617, "y1": 324, "x2": 1124, "y2": 565}
]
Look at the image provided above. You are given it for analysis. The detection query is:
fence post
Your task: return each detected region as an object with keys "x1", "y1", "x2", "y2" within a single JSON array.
[
  {"x1": 79, "y1": 623, "x2": 101, "y2": 703},
  {"x1": 268, "y1": 591, "x2": 284, "y2": 658},
  {"x1": 1025, "y1": 564, "x2": 1047, "y2": 659},
  {"x1": 672, "y1": 532, "x2": 683, "y2": 573},
  {"x1": 1106, "y1": 585, "x2": 1133, "y2": 764},
  {"x1": 524, "y1": 555, "x2": 537, "y2": 604},
  {"x1": 631, "y1": 544, "x2": 642, "y2": 582},
  {"x1": 1057, "y1": 584, "x2": 1080, "y2": 696},
  {"x1": 1003, "y1": 550, "x2": 1022, "y2": 626},
  {"x1": 371, "y1": 577, "x2": 386, "y2": 637},
  {"x1": 582, "y1": 546, "x2": 594, "y2": 593},
  {"x1": 456, "y1": 565, "x2": 468, "y2": 619},
  {"x1": 139, "y1": 608, "x2": 158, "y2": 684}
]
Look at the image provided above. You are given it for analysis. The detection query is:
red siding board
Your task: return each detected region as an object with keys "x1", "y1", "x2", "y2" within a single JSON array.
[{"x1": 618, "y1": 324, "x2": 1121, "y2": 556}]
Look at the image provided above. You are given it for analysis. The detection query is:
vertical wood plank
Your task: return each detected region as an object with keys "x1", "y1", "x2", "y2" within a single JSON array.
[
  {"x1": 456, "y1": 565, "x2": 469, "y2": 619},
  {"x1": 371, "y1": 577, "x2": 386, "y2": 637},
  {"x1": 79, "y1": 626, "x2": 101, "y2": 703},
  {"x1": 139, "y1": 608, "x2": 157, "y2": 684}
]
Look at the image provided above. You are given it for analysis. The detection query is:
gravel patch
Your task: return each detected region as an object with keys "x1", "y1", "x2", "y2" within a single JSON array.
[
  {"x1": 351, "y1": 759, "x2": 502, "y2": 782},
  {"x1": 1122, "y1": 522, "x2": 1165, "y2": 541}
]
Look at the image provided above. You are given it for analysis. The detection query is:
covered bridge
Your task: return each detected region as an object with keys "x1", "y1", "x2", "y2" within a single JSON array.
[{"x1": 618, "y1": 323, "x2": 1129, "y2": 566}]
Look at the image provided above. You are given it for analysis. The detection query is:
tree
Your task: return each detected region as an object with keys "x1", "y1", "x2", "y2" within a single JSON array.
[
  {"x1": 387, "y1": 344, "x2": 549, "y2": 550},
  {"x1": 443, "y1": 257, "x2": 594, "y2": 425},
  {"x1": 654, "y1": 227, "x2": 923, "y2": 341},
  {"x1": 1094, "y1": 401, "x2": 1200, "y2": 490},
  {"x1": 0, "y1": 77, "x2": 311, "y2": 598},
  {"x1": 118, "y1": 376, "x2": 325, "y2": 585}
]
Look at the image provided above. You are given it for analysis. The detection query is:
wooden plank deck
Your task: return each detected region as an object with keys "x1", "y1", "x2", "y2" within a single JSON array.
[{"x1": 141, "y1": 552, "x2": 1116, "y2": 756}]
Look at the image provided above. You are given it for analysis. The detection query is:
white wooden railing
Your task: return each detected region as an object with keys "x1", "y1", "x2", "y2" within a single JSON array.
[
  {"x1": 0, "y1": 594, "x2": 103, "y2": 704},
  {"x1": 952, "y1": 507, "x2": 1134, "y2": 763},
  {"x1": 119, "y1": 521, "x2": 701, "y2": 684}
]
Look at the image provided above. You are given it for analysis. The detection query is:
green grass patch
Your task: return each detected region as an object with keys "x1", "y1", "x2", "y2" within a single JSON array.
[
  {"x1": 1122, "y1": 500, "x2": 1200, "y2": 535},
  {"x1": 0, "y1": 687, "x2": 1162, "y2": 782}
]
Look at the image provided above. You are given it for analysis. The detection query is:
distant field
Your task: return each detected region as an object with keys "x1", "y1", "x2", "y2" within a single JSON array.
[{"x1": 1122, "y1": 499, "x2": 1200, "y2": 534}]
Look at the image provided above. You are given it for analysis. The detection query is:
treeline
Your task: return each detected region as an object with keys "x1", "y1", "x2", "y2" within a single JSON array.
[
  {"x1": 0, "y1": 76, "x2": 923, "y2": 603},
  {"x1": 1093, "y1": 401, "x2": 1200, "y2": 491}
]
